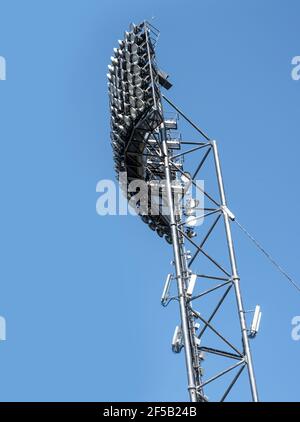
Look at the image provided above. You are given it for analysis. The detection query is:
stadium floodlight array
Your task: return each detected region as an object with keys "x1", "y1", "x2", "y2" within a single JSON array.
[
  {"x1": 107, "y1": 22, "x2": 177, "y2": 244},
  {"x1": 107, "y1": 21, "x2": 259, "y2": 403}
]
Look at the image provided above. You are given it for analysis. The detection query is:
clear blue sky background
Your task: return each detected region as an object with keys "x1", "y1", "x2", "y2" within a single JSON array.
[{"x1": 0, "y1": 0, "x2": 299, "y2": 402}]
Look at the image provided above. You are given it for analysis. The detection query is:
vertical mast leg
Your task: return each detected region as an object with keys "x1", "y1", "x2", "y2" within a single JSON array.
[
  {"x1": 160, "y1": 124, "x2": 198, "y2": 402},
  {"x1": 212, "y1": 140, "x2": 259, "y2": 402}
]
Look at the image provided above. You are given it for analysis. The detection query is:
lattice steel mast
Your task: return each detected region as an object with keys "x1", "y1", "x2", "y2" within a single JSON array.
[{"x1": 107, "y1": 21, "x2": 259, "y2": 402}]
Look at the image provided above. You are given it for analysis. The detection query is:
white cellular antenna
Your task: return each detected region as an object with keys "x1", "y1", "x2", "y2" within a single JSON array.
[
  {"x1": 186, "y1": 274, "x2": 197, "y2": 297},
  {"x1": 249, "y1": 306, "x2": 262, "y2": 338},
  {"x1": 161, "y1": 274, "x2": 173, "y2": 305},
  {"x1": 172, "y1": 326, "x2": 183, "y2": 353}
]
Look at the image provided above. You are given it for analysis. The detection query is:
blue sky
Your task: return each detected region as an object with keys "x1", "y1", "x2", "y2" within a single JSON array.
[{"x1": 0, "y1": 0, "x2": 299, "y2": 402}]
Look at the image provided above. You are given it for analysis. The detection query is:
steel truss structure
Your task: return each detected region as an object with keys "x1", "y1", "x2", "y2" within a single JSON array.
[{"x1": 107, "y1": 21, "x2": 259, "y2": 402}]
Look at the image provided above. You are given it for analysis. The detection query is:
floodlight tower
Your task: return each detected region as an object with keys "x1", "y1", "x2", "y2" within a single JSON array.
[{"x1": 107, "y1": 21, "x2": 259, "y2": 402}]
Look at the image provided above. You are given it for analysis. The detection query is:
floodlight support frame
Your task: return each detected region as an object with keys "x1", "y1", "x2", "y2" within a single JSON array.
[{"x1": 160, "y1": 94, "x2": 259, "y2": 402}]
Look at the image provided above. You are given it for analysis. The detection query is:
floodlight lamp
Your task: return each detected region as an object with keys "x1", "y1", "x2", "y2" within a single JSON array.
[
  {"x1": 129, "y1": 97, "x2": 144, "y2": 110},
  {"x1": 123, "y1": 103, "x2": 130, "y2": 115},
  {"x1": 125, "y1": 62, "x2": 132, "y2": 73},
  {"x1": 132, "y1": 24, "x2": 138, "y2": 34},
  {"x1": 130, "y1": 43, "x2": 139, "y2": 54},
  {"x1": 134, "y1": 34, "x2": 146, "y2": 46},
  {"x1": 132, "y1": 86, "x2": 144, "y2": 99},
  {"x1": 157, "y1": 227, "x2": 164, "y2": 238},
  {"x1": 124, "y1": 51, "x2": 131, "y2": 62},
  {"x1": 165, "y1": 235, "x2": 173, "y2": 245},
  {"x1": 128, "y1": 64, "x2": 141, "y2": 75},
  {"x1": 128, "y1": 75, "x2": 142, "y2": 87},
  {"x1": 114, "y1": 133, "x2": 125, "y2": 145},
  {"x1": 150, "y1": 223, "x2": 157, "y2": 232},
  {"x1": 110, "y1": 105, "x2": 118, "y2": 115},
  {"x1": 130, "y1": 108, "x2": 138, "y2": 120},
  {"x1": 136, "y1": 99, "x2": 145, "y2": 110},
  {"x1": 127, "y1": 73, "x2": 140, "y2": 84},
  {"x1": 117, "y1": 99, "x2": 123, "y2": 110},
  {"x1": 120, "y1": 69, "x2": 128, "y2": 81},
  {"x1": 107, "y1": 64, "x2": 114, "y2": 73},
  {"x1": 132, "y1": 22, "x2": 144, "y2": 34},
  {"x1": 129, "y1": 97, "x2": 136, "y2": 108},
  {"x1": 114, "y1": 48, "x2": 124, "y2": 58},
  {"x1": 118, "y1": 89, "x2": 125, "y2": 99},
  {"x1": 129, "y1": 54, "x2": 140, "y2": 65},
  {"x1": 141, "y1": 215, "x2": 149, "y2": 224},
  {"x1": 125, "y1": 41, "x2": 133, "y2": 53},
  {"x1": 111, "y1": 140, "x2": 120, "y2": 150},
  {"x1": 118, "y1": 59, "x2": 126, "y2": 71},
  {"x1": 121, "y1": 81, "x2": 128, "y2": 91},
  {"x1": 116, "y1": 123, "x2": 125, "y2": 133},
  {"x1": 128, "y1": 86, "x2": 135, "y2": 96},
  {"x1": 111, "y1": 56, "x2": 118, "y2": 65},
  {"x1": 122, "y1": 93, "x2": 129, "y2": 104},
  {"x1": 123, "y1": 116, "x2": 132, "y2": 127}
]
